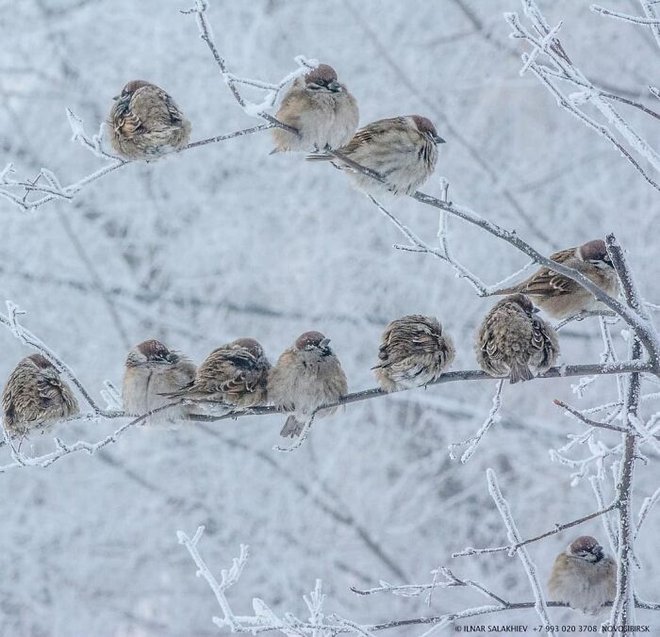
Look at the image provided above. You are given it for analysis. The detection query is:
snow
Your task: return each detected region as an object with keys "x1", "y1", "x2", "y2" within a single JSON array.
[{"x1": 0, "y1": 0, "x2": 658, "y2": 635}]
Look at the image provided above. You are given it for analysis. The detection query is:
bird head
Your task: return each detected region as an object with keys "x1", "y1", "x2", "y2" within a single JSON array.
[
  {"x1": 578, "y1": 239, "x2": 613, "y2": 269},
  {"x1": 127, "y1": 339, "x2": 177, "y2": 367},
  {"x1": 568, "y1": 535, "x2": 605, "y2": 563},
  {"x1": 295, "y1": 331, "x2": 332, "y2": 355},
  {"x1": 305, "y1": 64, "x2": 342, "y2": 93},
  {"x1": 411, "y1": 115, "x2": 445, "y2": 144}
]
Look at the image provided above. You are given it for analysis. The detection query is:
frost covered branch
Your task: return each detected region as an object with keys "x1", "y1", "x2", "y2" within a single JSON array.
[
  {"x1": 486, "y1": 469, "x2": 556, "y2": 634},
  {"x1": 0, "y1": 402, "x2": 182, "y2": 473},
  {"x1": 591, "y1": 2, "x2": 660, "y2": 50},
  {"x1": 182, "y1": 0, "x2": 306, "y2": 129},
  {"x1": 0, "y1": 301, "x2": 118, "y2": 416},
  {"x1": 452, "y1": 500, "x2": 618, "y2": 558},
  {"x1": 506, "y1": 0, "x2": 660, "y2": 192}
]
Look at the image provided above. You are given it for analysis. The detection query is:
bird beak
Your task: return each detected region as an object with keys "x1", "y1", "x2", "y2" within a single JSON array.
[
  {"x1": 328, "y1": 80, "x2": 341, "y2": 92},
  {"x1": 320, "y1": 338, "x2": 331, "y2": 348},
  {"x1": 532, "y1": 307, "x2": 540, "y2": 314},
  {"x1": 434, "y1": 134, "x2": 446, "y2": 144}
]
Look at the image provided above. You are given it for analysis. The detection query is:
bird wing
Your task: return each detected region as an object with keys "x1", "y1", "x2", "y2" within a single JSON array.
[{"x1": 496, "y1": 247, "x2": 579, "y2": 297}]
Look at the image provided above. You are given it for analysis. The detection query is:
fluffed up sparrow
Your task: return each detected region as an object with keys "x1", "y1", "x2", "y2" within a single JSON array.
[
  {"x1": 122, "y1": 339, "x2": 196, "y2": 424},
  {"x1": 373, "y1": 315, "x2": 455, "y2": 392},
  {"x1": 268, "y1": 331, "x2": 348, "y2": 438},
  {"x1": 548, "y1": 535, "x2": 617, "y2": 615},
  {"x1": 488, "y1": 239, "x2": 619, "y2": 319},
  {"x1": 2, "y1": 354, "x2": 79, "y2": 439},
  {"x1": 108, "y1": 80, "x2": 191, "y2": 160},
  {"x1": 272, "y1": 63, "x2": 359, "y2": 153},
  {"x1": 476, "y1": 293, "x2": 559, "y2": 384},
  {"x1": 166, "y1": 338, "x2": 270, "y2": 410},
  {"x1": 307, "y1": 115, "x2": 445, "y2": 195}
]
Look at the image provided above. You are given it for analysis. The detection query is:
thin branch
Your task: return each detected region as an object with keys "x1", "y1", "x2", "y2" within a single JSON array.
[
  {"x1": 553, "y1": 399, "x2": 629, "y2": 434},
  {"x1": 452, "y1": 500, "x2": 618, "y2": 558},
  {"x1": 591, "y1": 4, "x2": 660, "y2": 25},
  {"x1": 448, "y1": 379, "x2": 504, "y2": 463},
  {"x1": 187, "y1": 361, "x2": 653, "y2": 424}
]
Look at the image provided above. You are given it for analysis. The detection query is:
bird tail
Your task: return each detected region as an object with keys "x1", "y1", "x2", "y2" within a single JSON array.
[
  {"x1": 305, "y1": 152, "x2": 333, "y2": 161},
  {"x1": 280, "y1": 415, "x2": 304, "y2": 438},
  {"x1": 509, "y1": 363, "x2": 534, "y2": 384},
  {"x1": 484, "y1": 285, "x2": 519, "y2": 297}
]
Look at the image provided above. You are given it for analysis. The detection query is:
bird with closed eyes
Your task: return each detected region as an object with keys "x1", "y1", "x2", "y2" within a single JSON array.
[
  {"x1": 268, "y1": 331, "x2": 348, "y2": 438},
  {"x1": 122, "y1": 339, "x2": 196, "y2": 424},
  {"x1": 108, "y1": 80, "x2": 191, "y2": 160},
  {"x1": 307, "y1": 114, "x2": 445, "y2": 196},
  {"x1": 166, "y1": 338, "x2": 270, "y2": 410},
  {"x1": 487, "y1": 239, "x2": 619, "y2": 319},
  {"x1": 373, "y1": 315, "x2": 455, "y2": 392},
  {"x1": 2, "y1": 354, "x2": 79, "y2": 439},
  {"x1": 548, "y1": 535, "x2": 617, "y2": 615},
  {"x1": 476, "y1": 294, "x2": 559, "y2": 384},
  {"x1": 272, "y1": 63, "x2": 359, "y2": 153}
]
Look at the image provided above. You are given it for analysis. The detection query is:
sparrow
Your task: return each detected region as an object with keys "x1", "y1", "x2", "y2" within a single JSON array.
[
  {"x1": 475, "y1": 293, "x2": 559, "y2": 384},
  {"x1": 2, "y1": 354, "x2": 79, "y2": 439},
  {"x1": 108, "y1": 80, "x2": 191, "y2": 160},
  {"x1": 548, "y1": 535, "x2": 617, "y2": 615},
  {"x1": 373, "y1": 315, "x2": 455, "y2": 392},
  {"x1": 271, "y1": 64, "x2": 359, "y2": 153},
  {"x1": 166, "y1": 338, "x2": 270, "y2": 409},
  {"x1": 488, "y1": 239, "x2": 619, "y2": 319},
  {"x1": 122, "y1": 339, "x2": 197, "y2": 424},
  {"x1": 268, "y1": 331, "x2": 348, "y2": 438},
  {"x1": 307, "y1": 115, "x2": 445, "y2": 195}
]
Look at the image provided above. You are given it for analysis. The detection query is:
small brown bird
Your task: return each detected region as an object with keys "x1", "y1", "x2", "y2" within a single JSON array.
[
  {"x1": 268, "y1": 331, "x2": 348, "y2": 438},
  {"x1": 2, "y1": 354, "x2": 79, "y2": 439},
  {"x1": 373, "y1": 315, "x2": 455, "y2": 392},
  {"x1": 476, "y1": 294, "x2": 559, "y2": 384},
  {"x1": 108, "y1": 80, "x2": 191, "y2": 160},
  {"x1": 272, "y1": 64, "x2": 359, "y2": 153},
  {"x1": 307, "y1": 115, "x2": 445, "y2": 196},
  {"x1": 488, "y1": 240, "x2": 619, "y2": 319},
  {"x1": 548, "y1": 536, "x2": 617, "y2": 615},
  {"x1": 166, "y1": 338, "x2": 270, "y2": 409},
  {"x1": 122, "y1": 339, "x2": 197, "y2": 424}
]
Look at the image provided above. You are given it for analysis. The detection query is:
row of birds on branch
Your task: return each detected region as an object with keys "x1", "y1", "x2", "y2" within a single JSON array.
[
  {"x1": 2, "y1": 240, "x2": 619, "y2": 442},
  {"x1": 108, "y1": 65, "x2": 444, "y2": 196}
]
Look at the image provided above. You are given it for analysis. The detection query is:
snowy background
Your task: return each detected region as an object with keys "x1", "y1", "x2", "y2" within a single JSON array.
[{"x1": 0, "y1": 0, "x2": 658, "y2": 635}]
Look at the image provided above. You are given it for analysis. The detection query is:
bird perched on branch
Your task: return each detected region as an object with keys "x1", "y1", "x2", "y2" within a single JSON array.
[
  {"x1": 307, "y1": 115, "x2": 445, "y2": 196},
  {"x1": 165, "y1": 338, "x2": 270, "y2": 411},
  {"x1": 108, "y1": 80, "x2": 191, "y2": 160},
  {"x1": 2, "y1": 354, "x2": 79, "y2": 439},
  {"x1": 271, "y1": 64, "x2": 359, "y2": 153},
  {"x1": 269, "y1": 331, "x2": 348, "y2": 438},
  {"x1": 548, "y1": 535, "x2": 617, "y2": 615},
  {"x1": 476, "y1": 294, "x2": 559, "y2": 384},
  {"x1": 122, "y1": 339, "x2": 196, "y2": 424},
  {"x1": 373, "y1": 315, "x2": 455, "y2": 392},
  {"x1": 487, "y1": 239, "x2": 619, "y2": 319}
]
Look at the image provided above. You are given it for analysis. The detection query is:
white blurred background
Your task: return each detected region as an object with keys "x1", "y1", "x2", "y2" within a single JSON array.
[{"x1": 0, "y1": 0, "x2": 658, "y2": 635}]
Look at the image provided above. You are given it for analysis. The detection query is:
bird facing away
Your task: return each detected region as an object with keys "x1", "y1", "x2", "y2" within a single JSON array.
[
  {"x1": 268, "y1": 331, "x2": 348, "y2": 438},
  {"x1": 548, "y1": 535, "x2": 617, "y2": 615},
  {"x1": 108, "y1": 80, "x2": 191, "y2": 160},
  {"x1": 476, "y1": 293, "x2": 559, "y2": 384},
  {"x1": 488, "y1": 239, "x2": 619, "y2": 319},
  {"x1": 122, "y1": 339, "x2": 197, "y2": 424},
  {"x1": 373, "y1": 315, "x2": 455, "y2": 392},
  {"x1": 307, "y1": 115, "x2": 445, "y2": 196},
  {"x1": 166, "y1": 338, "x2": 270, "y2": 410},
  {"x1": 271, "y1": 64, "x2": 359, "y2": 153},
  {"x1": 2, "y1": 354, "x2": 79, "y2": 439}
]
